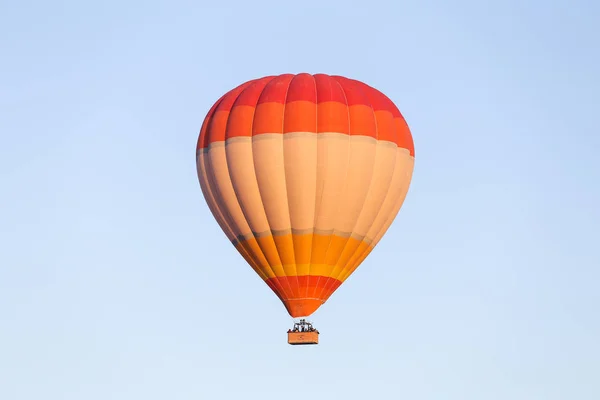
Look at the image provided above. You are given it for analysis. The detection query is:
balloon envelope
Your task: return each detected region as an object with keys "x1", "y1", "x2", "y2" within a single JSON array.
[{"x1": 196, "y1": 73, "x2": 415, "y2": 318}]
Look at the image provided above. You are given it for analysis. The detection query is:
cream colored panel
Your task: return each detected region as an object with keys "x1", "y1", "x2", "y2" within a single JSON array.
[
  {"x1": 320, "y1": 135, "x2": 377, "y2": 276},
  {"x1": 314, "y1": 133, "x2": 350, "y2": 232},
  {"x1": 360, "y1": 147, "x2": 410, "y2": 244},
  {"x1": 370, "y1": 148, "x2": 415, "y2": 246},
  {"x1": 283, "y1": 133, "x2": 318, "y2": 231},
  {"x1": 351, "y1": 141, "x2": 397, "y2": 237},
  {"x1": 252, "y1": 134, "x2": 292, "y2": 232},
  {"x1": 202, "y1": 144, "x2": 253, "y2": 239},
  {"x1": 336, "y1": 147, "x2": 414, "y2": 283},
  {"x1": 203, "y1": 143, "x2": 276, "y2": 279},
  {"x1": 334, "y1": 136, "x2": 377, "y2": 233},
  {"x1": 197, "y1": 151, "x2": 236, "y2": 242},
  {"x1": 225, "y1": 137, "x2": 271, "y2": 233}
]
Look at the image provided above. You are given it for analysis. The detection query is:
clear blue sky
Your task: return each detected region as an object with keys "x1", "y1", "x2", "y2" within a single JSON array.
[{"x1": 1, "y1": 0, "x2": 598, "y2": 399}]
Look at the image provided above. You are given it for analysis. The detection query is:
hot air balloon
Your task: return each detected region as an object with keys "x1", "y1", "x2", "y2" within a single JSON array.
[{"x1": 196, "y1": 73, "x2": 415, "y2": 345}]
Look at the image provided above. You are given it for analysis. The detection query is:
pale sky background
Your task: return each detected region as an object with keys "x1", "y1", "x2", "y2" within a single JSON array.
[{"x1": 1, "y1": 1, "x2": 599, "y2": 399}]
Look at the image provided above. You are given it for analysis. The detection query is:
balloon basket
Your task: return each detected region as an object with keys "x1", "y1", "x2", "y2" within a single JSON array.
[{"x1": 287, "y1": 319, "x2": 319, "y2": 345}]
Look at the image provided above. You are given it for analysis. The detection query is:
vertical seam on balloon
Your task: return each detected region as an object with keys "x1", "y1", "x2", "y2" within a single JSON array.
[
  {"x1": 313, "y1": 75, "x2": 352, "y2": 302},
  {"x1": 315, "y1": 76, "x2": 354, "y2": 301},
  {"x1": 340, "y1": 152, "x2": 399, "y2": 283},
  {"x1": 197, "y1": 99, "x2": 270, "y2": 280},
  {"x1": 199, "y1": 81, "x2": 257, "y2": 245},
  {"x1": 280, "y1": 75, "x2": 301, "y2": 302},
  {"x1": 330, "y1": 81, "x2": 386, "y2": 285},
  {"x1": 198, "y1": 152, "x2": 269, "y2": 281},
  {"x1": 223, "y1": 78, "x2": 292, "y2": 301},
  {"x1": 344, "y1": 100, "x2": 415, "y2": 280},
  {"x1": 305, "y1": 73, "x2": 318, "y2": 300},
  {"x1": 201, "y1": 100, "x2": 266, "y2": 278},
  {"x1": 339, "y1": 101, "x2": 403, "y2": 282},
  {"x1": 249, "y1": 76, "x2": 297, "y2": 301},
  {"x1": 354, "y1": 157, "x2": 413, "y2": 275},
  {"x1": 309, "y1": 75, "x2": 335, "y2": 301},
  {"x1": 249, "y1": 77, "x2": 295, "y2": 300},
  {"x1": 323, "y1": 79, "x2": 379, "y2": 297},
  {"x1": 342, "y1": 157, "x2": 406, "y2": 282}
]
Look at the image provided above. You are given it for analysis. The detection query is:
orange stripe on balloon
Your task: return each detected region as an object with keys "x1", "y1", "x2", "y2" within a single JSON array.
[
  {"x1": 225, "y1": 106, "x2": 254, "y2": 139},
  {"x1": 373, "y1": 110, "x2": 395, "y2": 143},
  {"x1": 348, "y1": 104, "x2": 377, "y2": 138},
  {"x1": 316, "y1": 101, "x2": 349, "y2": 134},
  {"x1": 253, "y1": 102, "x2": 284, "y2": 134},
  {"x1": 335, "y1": 236, "x2": 363, "y2": 272},
  {"x1": 339, "y1": 243, "x2": 374, "y2": 282},
  {"x1": 284, "y1": 101, "x2": 317, "y2": 133},
  {"x1": 309, "y1": 234, "x2": 332, "y2": 265},
  {"x1": 205, "y1": 110, "x2": 230, "y2": 143}
]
